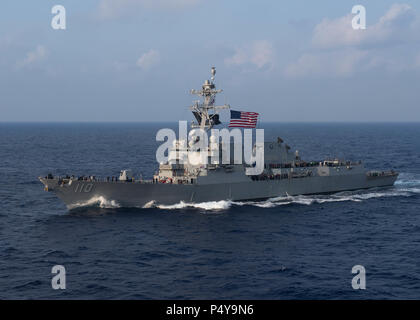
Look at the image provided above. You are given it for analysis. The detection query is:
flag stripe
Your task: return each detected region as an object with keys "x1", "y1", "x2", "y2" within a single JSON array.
[
  {"x1": 229, "y1": 120, "x2": 258, "y2": 124},
  {"x1": 230, "y1": 117, "x2": 258, "y2": 121},
  {"x1": 238, "y1": 115, "x2": 258, "y2": 118}
]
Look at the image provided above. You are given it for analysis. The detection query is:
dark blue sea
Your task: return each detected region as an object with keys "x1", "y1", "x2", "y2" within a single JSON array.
[{"x1": 1, "y1": 123, "x2": 419, "y2": 299}]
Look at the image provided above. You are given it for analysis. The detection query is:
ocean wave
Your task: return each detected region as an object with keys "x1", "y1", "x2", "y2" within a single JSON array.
[
  {"x1": 157, "y1": 200, "x2": 232, "y2": 211},
  {"x1": 67, "y1": 196, "x2": 120, "y2": 210},
  {"x1": 142, "y1": 200, "x2": 157, "y2": 208},
  {"x1": 394, "y1": 172, "x2": 420, "y2": 188},
  {"x1": 249, "y1": 189, "x2": 415, "y2": 208}
]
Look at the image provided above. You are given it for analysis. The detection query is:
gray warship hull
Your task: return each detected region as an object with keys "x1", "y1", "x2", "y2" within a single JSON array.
[{"x1": 40, "y1": 172, "x2": 398, "y2": 209}]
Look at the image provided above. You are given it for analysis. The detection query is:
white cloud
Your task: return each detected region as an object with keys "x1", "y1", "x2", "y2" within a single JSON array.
[
  {"x1": 136, "y1": 49, "x2": 160, "y2": 69},
  {"x1": 16, "y1": 45, "x2": 48, "y2": 68},
  {"x1": 98, "y1": 0, "x2": 200, "y2": 19},
  {"x1": 225, "y1": 40, "x2": 274, "y2": 70},
  {"x1": 313, "y1": 3, "x2": 418, "y2": 49},
  {"x1": 286, "y1": 3, "x2": 420, "y2": 78},
  {"x1": 285, "y1": 50, "x2": 369, "y2": 78},
  {"x1": 313, "y1": 14, "x2": 363, "y2": 49}
]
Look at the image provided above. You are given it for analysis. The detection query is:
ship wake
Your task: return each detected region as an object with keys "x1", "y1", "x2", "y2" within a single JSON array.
[
  {"x1": 67, "y1": 196, "x2": 120, "y2": 210},
  {"x1": 156, "y1": 200, "x2": 232, "y2": 211},
  {"x1": 243, "y1": 172, "x2": 420, "y2": 209}
]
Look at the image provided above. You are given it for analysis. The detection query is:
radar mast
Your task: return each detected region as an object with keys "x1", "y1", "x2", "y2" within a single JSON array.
[{"x1": 190, "y1": 67, "x2": 230, "y2": 131}]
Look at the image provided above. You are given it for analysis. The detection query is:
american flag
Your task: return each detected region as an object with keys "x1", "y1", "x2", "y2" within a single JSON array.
[{"x1": 229, "y1": 110, "x2": 259, "y2": 128}]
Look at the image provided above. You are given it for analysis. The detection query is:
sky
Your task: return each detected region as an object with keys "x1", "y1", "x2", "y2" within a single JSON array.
[{"x1": 0, "y1": 0, "x2": 420, "y2": 122}]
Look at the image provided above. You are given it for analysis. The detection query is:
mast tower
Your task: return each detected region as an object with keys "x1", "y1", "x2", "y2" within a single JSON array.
[{"x1": 190, "y1": 67, "x2": 230, "y2": 131}]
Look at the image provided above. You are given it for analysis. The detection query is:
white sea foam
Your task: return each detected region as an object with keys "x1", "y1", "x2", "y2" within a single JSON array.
[
  {"x1": 157, "y1": 200, "x2": 232, "y2": 211},
  {"x1": 142, "y1": 200, "x2": 157, "y2": 208},
  {"x1": 68, "y1": 196, "x2": 120, "y2": 210},
  {"x1": 394, "y1": 173, "x2": 420, "y2": 188}
]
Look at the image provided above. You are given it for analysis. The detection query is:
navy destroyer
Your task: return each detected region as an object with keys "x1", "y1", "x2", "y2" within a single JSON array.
[{"x1": 40, "y1": 67, "x2": 398, "y2": 209}]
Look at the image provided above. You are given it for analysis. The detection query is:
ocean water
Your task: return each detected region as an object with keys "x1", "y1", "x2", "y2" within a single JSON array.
[{"x1": 0, "y1": 122, "x2": 420, "y2": 299}]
